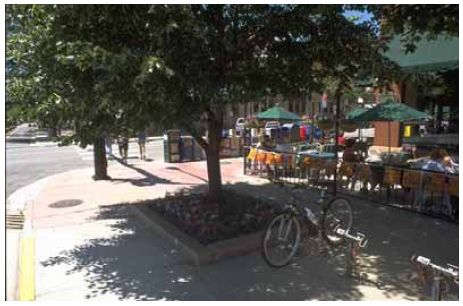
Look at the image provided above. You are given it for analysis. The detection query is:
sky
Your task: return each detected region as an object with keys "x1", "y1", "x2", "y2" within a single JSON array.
[{"x1": 343, "y1": 9, "x2": 374, "y2": 24}]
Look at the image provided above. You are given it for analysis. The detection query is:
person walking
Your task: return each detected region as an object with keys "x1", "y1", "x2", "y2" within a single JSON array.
[
  {"x1": 117, "y1": 134, "x2": 129, "y2": 163},
  {"x1": 138, "y1": 130, "x2": 147, "y2": 160}
]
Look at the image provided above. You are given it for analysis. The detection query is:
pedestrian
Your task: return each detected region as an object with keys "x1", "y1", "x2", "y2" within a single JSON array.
[
  {"x1": 117, "y1": 134, "x2": 129, "y2": 163},
  {"x1": 138, "y1": 130, "x2": 147, "y2": 160}
]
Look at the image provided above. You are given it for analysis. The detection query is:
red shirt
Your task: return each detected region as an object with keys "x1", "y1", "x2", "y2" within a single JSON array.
[{"x1": 337, "y1": 135, "x2": 346, "y2": 146}]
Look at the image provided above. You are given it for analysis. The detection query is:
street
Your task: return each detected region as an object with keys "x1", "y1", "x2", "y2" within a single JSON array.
[{"x1": 6, "y1": 139, "x2": 164, "y2": 198}]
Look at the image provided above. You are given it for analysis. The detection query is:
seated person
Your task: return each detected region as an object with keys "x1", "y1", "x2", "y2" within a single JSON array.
[
  {"x1": 342, "y1": 138, "x2": 360, "y2": 162},
  {"x1": 422, "y1": 147, "x2": 455, "y2": 174}
]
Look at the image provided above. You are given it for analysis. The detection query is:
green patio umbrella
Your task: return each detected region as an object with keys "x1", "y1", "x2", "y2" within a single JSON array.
[
  {"x1": 352, "y1": 100, "x2": 431, "y2": 123},
  {"x1": 352, "y1": 100, "x2": 431, "y2": 164},
  {"x1": 345, "y1": 107, "x2": 369, "y2": 141},
  {"x1": 345, "y1": 107, "x2": 368, "y2": 120},
  {"x1": 256, "y1": 105, "x2": 301, "y2": 121}
]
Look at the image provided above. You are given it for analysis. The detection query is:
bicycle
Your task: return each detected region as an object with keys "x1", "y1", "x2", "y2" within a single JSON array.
[
  {"x1": 411, "y1": 255, "x2": 459, "y2": 300},
  {"x1": 261, "y1": 188, "x2": 353, "y2": 267}
]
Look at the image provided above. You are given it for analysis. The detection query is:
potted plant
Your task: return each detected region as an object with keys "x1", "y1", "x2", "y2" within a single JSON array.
[
  {"x1": 317, "y1": 116, "x2": 334, "y2": 131},
  {"x1": 340, "y1": 119, "x2": 358, "y2": 132}
]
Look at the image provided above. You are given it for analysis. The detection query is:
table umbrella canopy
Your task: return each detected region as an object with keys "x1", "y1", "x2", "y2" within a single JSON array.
[
  {"x1": 345, "y1": 107, "x2": 368, "y2": 120},
  {"x1": 352, "y1": 100, "x2": 431, "y2": 122},
  {"x1": 256, "y1": 105, "x2": 301, "y2": 121}
]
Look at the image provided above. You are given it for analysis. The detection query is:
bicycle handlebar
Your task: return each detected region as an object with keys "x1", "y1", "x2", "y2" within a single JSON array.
[
  {"x1": 335, "y1": 227, "x2": 368, "y2": 248},
  {"x1": 411, "y1": 255, "x2": 459, "y2": 283}
]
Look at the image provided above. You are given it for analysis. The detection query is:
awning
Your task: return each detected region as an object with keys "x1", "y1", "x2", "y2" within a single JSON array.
[{"x1": 384, "y1": 34, "x2": 459, "y2": 73}]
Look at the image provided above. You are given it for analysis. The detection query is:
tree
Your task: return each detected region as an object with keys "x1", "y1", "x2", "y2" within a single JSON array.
[
  {"x1": 7, "y1": 4, "x2": 396, "y2": 205},
  {"x1": 351, "y1": 4, "x2": 459, "y2": 52},
  {"x1": 6, "y1": 5, "x2": 146, "y2": 179}
]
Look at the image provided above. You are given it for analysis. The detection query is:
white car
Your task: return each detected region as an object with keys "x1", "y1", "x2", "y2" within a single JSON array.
[{"x1": 265, "y1": 121, "x2": 281, "y2": 136}]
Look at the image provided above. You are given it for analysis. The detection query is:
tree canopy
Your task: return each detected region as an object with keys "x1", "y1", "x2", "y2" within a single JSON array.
[{"x1": 7, "y1": 4, "x2": 403, "y2": 198}]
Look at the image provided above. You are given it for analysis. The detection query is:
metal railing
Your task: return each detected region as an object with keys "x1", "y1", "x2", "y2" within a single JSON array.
[{"x1": 243, "y1": 145, "x2": 458, "y2": 222}]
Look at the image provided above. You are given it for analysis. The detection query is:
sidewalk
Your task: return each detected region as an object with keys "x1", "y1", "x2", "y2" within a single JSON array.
[{"x1": 16, "y1": 158, "x2": 458, "y2": 300}]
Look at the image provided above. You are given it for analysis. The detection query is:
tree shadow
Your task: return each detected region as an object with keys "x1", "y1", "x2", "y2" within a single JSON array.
[
  {"x1": 224, "y1": 182, "x2": 459, "y2": 301},
  {"x1": 37, "y1": 182, "x2": 458, "y2": 300},
  {"x1": 165, "y1": 166, "x2": 208, "y2": 183},
  {"x1": 39, "y1": 204, "x2": 211, "y2": 300},
  {"x1": 38, "y1": 203, "x2": 366, "y2": 300},
  {"x1": 110, "y1": 158, "x2": 186, "y2": 187}
]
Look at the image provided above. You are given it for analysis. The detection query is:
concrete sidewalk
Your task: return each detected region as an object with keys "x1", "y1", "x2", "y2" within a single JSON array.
[{"x1": 14, "y1": 158, "x2": 459, "y2": 300}]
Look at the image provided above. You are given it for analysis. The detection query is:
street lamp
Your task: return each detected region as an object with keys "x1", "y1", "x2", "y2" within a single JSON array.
[{"x1": 357, "y1": 97, "x2": 364, "y2": 104}]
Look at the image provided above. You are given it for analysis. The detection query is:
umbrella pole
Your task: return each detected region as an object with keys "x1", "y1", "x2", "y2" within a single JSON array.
[
  {"x1": 333, "y1": 90, "x2": 341, "y2": 196},
  {"x1": 387, "y1": 121, "x2": 391, "y2": 204},
  {"x1": 388, "y1": 121, "x2": 391, "y2": 164}
]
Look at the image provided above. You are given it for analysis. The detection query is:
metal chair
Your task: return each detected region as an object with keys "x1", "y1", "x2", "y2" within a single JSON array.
[
  {"x1": 401, "y1": 169, "x2": 422, "y2": 209},
  {"x1": 246, "y1": 147, "x2": 258, "y2": 174},
  {"x1": 352, "y1": 163, "x2": 371, "y2": 193},
  {"x1": 422, "y1": 172, "x2": 450, "y2": 216},
  {"x1": 338, "y1": 162, "x2": 356, "y2": 191},
  {"x1": 256, "y1": 150, "x2": 267, "y2": 177},
  {"x1": 382, "y1": 167, "x2": 402, "y2": 203}
]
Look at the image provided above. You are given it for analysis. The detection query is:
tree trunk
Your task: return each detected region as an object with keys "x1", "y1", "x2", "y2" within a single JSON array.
[
  {"x1": 93, "y1": 136, "x2": 109, "y2": 180},
  {"x1": 205, "y1": 117, "x2": 223, "y2": 206},
  {"x1": 49, "y1": 127, "x2": 57, "y2": 138}
]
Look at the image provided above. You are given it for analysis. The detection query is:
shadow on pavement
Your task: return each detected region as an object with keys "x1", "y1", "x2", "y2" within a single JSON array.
[
  {"x1": 226, "y1": 182, "x2": 459, "y2": 300},
  {"x1": 165, "y1": 166, "x2": 208, "y2": 183},
  {"x1": 110, "y1": 158, "x2": 190, "y2": 187},
  {"x1": 38, "y1": 182, "x2": 458, "y2": 300}
]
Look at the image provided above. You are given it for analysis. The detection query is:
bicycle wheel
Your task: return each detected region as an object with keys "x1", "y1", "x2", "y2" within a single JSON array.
[
  {"x1": 320, "y1": 197, "x2": 353, "y2": 246},
  {"x1": 262, "y1": 213, "x2": 301, "y2": 267}
]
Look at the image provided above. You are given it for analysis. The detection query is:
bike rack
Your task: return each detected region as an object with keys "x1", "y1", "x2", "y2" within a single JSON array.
[
  {"x1": 411, "y1": 255, "x2": 459, "y2": 300},
  {"x1": 334, "y1": 227, "x2": 382, "y2": 289}
]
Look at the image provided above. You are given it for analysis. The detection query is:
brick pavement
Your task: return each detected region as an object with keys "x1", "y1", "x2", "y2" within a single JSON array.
[{"x1": 17, "y1": 157, "x2": 459, "y2": 300}]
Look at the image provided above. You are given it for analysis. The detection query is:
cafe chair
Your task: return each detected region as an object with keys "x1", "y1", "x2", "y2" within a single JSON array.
[
  {"x1": 338, "y1": 162, "x2": 356, "y2": 191},
  {"x1": 246, "y1": 147, "x2": 258, "y2": 174},
  {"x1": 422, "y1": 172, "x2": 450, "y2": 217},
  {"x1": 319, "y1": 160, "x2": 336, "y2": 190},
  {"x1": 256, "y1": 150, "x2": 267, "y2": 177},
  {"x1": 382, "y1": 167, "x2": 402, "y2": 203},
  {"x1": 447, "y1": 176, "x2": 458, "y2": 197},
  {"x1": 352, "y1": 163, "x2": 371, "y2": 193},
  {"x1": 272, "y1": 153, "x2": 284, "y2": 182},
  {"x1": 400, "y1": 169, "x2": 423, "y2": 208},
  {"x1": 301, "y1": 156, "x2": 313, "y2": 184},
  {"x1": 308, "y1": 159, "x2": 323, "y2": 186},
  {"x1": 444, "y1": 175, "x2": 458, "y2": 220}
]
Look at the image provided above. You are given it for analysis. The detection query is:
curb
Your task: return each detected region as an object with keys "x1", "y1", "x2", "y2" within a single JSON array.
[
  {"x1": 18, "y1": 221, "x2": 35, "y2": 301},
  {"x1": 131, "y1": 204, "x2": 263, "y2": 266}
]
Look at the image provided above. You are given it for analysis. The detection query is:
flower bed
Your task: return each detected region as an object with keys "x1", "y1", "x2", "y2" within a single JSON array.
[{"x1": 147, "y1": 188, "x2": 279, "y2": 245}]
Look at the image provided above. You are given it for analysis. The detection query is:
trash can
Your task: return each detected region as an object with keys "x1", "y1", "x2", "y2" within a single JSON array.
[
  {"x1": 180, "y1": 136, "x2": 194, "y2": 162},
  {"x1": 164, "y1": 129, "x2": 181, "y2": 163},
  {"x1": 193, "y1": 139, "x2": 206, "y2": 161}
]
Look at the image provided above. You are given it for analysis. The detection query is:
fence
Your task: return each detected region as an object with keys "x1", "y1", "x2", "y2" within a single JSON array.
[{"x1": 243, "y1": 145, "x2": 458, "y2": 222}]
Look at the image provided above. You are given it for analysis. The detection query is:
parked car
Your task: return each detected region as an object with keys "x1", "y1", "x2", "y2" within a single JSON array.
[{"x1": 235, "y1": 117, "x2": 245, "y2": 135}]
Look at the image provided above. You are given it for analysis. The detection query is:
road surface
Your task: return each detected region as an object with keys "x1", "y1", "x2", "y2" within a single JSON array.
[{"x1": 6, "y1": 140, "x2": 164, "y2": 198}]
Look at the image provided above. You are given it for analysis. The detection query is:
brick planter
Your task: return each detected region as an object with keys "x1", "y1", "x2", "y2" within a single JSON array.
[{"x1": 131, "y1": 204, "x2": 264, "y2": 266}]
